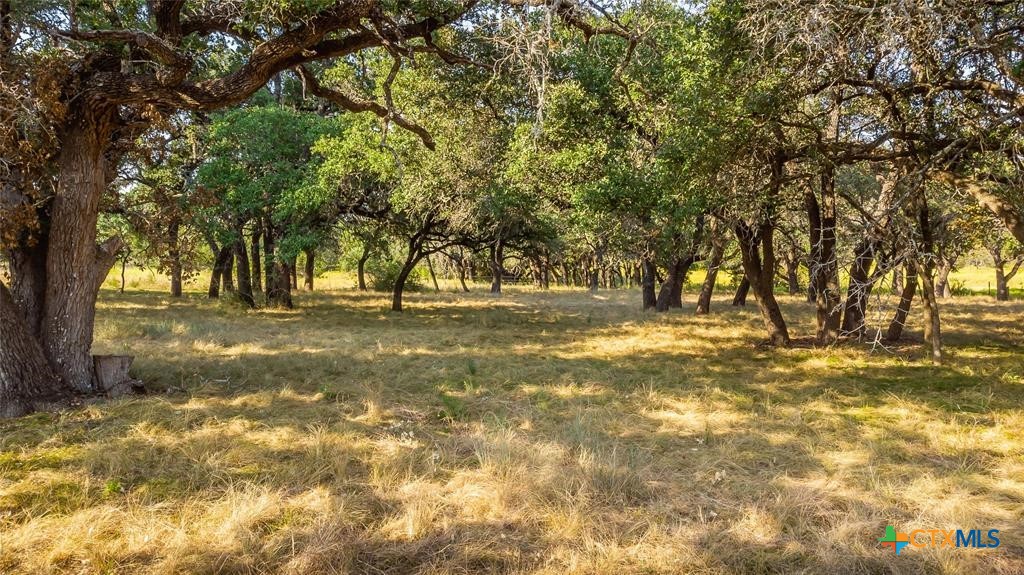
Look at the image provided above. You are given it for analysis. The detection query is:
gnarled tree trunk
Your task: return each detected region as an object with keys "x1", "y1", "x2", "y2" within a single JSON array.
[
  {"x1": 806, "y1": 176, "x2": 841, "y2": 345},
  {"x1": 0, "y1": 282, "x2": 64, "y2": 417},
  {"x1": 735, "y1": 220, "x2": 789, "y2": 346}
]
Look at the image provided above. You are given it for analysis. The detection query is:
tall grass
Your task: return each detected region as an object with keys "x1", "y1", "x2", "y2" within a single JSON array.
[{"x1": 1, "y1": 286, "x2": 1022, "y2": 574}]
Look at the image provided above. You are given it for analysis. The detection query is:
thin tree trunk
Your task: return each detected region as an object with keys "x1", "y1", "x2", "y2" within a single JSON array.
[
  {"x1": 784, "y1": 246, "x2": 801, "y2": 295},
  {"x1": 918, "y1": 260, "x2": 942, "y2": 364},
  {"x1": 426, "y1": 253, "x2": 440, "y2": 292},
  {"x1": 696, "y1": 238, "x2": 725, "y2": 314},
  {"x1": 120, "y1": 256, "x2": 127, "y2": 294},
  {"x1": 208, "y1": 245, "x2": 231, "y2": 298},
  {"x1": 995, "y1": 266, "x2": 1009, "y2": 301},
  {"x1": 458, "y1": 259, "x2": 470, "y2": 292},
  {"x1": 392, "y1": 239, "x2": 423, "y2": 312},
  {"x1": 935, "y1": 261, "x2": 953, "y2": 298},
  {"x1": 490, "y1": 240, "x2": 504, "y2": 294},
  {"x1": 233, "y1": 236, "x2": 255, "y2": 308},
  {"x1": 303, "y1": 248, "x2": 315, "y2": 291},
  {"x1": 168, "y1": 220, "x2": 183, "y2": 297},
  {"x1": 357, "y1": 244, "x2": 370, "y2": 291},
  {"x1": 222, "y1": 251, "x2": 234, "y2": 292},
  {"x1": 641, "y1": 258, "x2": 657, "y2": 310},
  {"x1": 251, "y1": 227, "x2": 262, "y2": 293},
  {"x1": 886, "y1": 263, "x2": 917, "y2": 341},
  {"x1": 915, "y1": 197, "x2": 942, "y2": 364}
]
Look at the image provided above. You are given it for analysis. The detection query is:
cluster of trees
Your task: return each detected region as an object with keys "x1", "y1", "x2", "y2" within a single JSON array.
[{"x1": 2, "y1": 1, "x2": 1023, "y2": 416}]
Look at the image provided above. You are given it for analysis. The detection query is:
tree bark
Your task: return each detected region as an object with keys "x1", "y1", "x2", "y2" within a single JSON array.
[
  {"x1": 42, "y1": 113, "x2": 120, "y2": 391},
  {"x1": 168, "y1": 220, "x2": 183, "y2": 297},
  {"x1": 1, "y1": 282, "x2": 65, "y2": 417},
  {"x1": 357, "y1": 243, "x2": 370, "y2": 291},
  {"x1": 222, "y1": 251, "x2": 234, "y2": 292},
  {"x1": 489, "y1": 240, "x2": 504, "y2": 294},
  {"x1": 915, "y1": 197, "x2": 942, "y2": 364},
  {"x1": 233, "y1": 236, "x2": 255, "y2": 308},
  {"x1": 303, "y1": 248, "x2": 315, "y2": 291},
  {"x1": 806, "y1": 175, "x2": 841, "y2": 344},
  {"x1": 735, "y1": 221, "x2": 790, "y2": 346},
  {"x1": 641, "y1": 257, "x2": 657, "y2": 310},
  {"x1": 656, "y1": 256, "x2": 696, "y2": 312},
  {"x1": 886, "y1": 263, "x2": 917, "y2": 342},
  {"x1": 839, "y1": 239, "x2": 876, "y2": 337},
  {"x1": 392, "y1": 237, "x2": 424, "y2": 312},
  {"x1": 784, "y1": 245, "x2": 801, "y2": 295},
  {"x1": 696, "y1": 236, "x2": 725, "y2": 315},
  {"x1": 589, "y1": 246, "x2": 604, "y2": 293},
  {"x1": 732, "y1": 278, "x2": 750, "y2": 307},
  {"x1": 934, "y1": 260, "x2": 953, "y2": 298},
  {"x1": 262, "y1": 224, "x2": 291, "y2": 308},
  {"x1": 208, "y1": 245, "x2": 232, "y2": 298},
  {"x1": 251, "y1": 227, "x2": 262, "y2": 293},
  {"x1": 426, "y1": 253, "x2": 440, "y2": 292}
]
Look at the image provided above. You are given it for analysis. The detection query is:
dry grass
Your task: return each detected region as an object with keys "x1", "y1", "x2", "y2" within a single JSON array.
[{"x1": 1, "y1": 281, "x2": 1022, "y2": 574}]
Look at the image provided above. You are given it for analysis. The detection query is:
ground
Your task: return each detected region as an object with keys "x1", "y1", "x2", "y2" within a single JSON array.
[{"x1": 1, "y1": 277, "x2": 1022, "y2": 574}]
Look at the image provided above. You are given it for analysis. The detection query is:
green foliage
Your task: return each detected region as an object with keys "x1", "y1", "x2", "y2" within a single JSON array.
[{"x1": 366, "y1": 258, "x2": 425, "y2": 293}]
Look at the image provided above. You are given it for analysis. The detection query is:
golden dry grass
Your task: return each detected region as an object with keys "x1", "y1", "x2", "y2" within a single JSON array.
[{"x1": 1, "y1": 282, "x2": 1022, "y2": 574}]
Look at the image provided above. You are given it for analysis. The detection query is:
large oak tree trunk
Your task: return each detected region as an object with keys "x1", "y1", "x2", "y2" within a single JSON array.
[
  {"x1": 0, "y1": 282, "x2": 64, "y2": 417},
  {"x1": 3, "y1": 110, "x2": 124, "y2": 410},
  {"x1": 42, "y1": 115, "x2": 121, "y2": 392}
]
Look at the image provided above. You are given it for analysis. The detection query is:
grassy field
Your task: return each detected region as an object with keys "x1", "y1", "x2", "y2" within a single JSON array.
[{"x1": 1, "y1": 281, "x2": 1022, "y2": 574}]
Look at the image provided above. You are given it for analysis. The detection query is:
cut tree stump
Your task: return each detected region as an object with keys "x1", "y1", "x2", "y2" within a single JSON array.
[{"x1": 93, "y1": 355, "x2": 144, "y2": 398}]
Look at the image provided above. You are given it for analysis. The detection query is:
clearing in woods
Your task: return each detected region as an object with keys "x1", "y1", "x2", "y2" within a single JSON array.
[{"x1": 1, "y1": 281, "x2": 1022, "y2": 574}]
